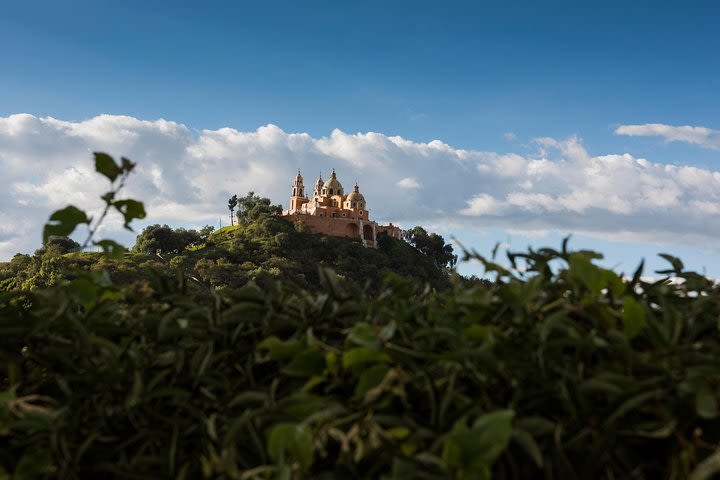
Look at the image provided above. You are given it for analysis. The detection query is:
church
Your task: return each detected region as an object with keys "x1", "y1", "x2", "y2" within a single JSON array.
[{"x1": 281, "y1": 169, "x2": 401, "y2": 248}]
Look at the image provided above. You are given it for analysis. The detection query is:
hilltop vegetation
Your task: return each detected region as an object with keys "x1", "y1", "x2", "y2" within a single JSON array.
[
  {"x1": 0, "y1": 206, "x2": 455, "y2": 295},
  {"x1": 2, "y1": 154, "x2": 720, "y2": 479}
]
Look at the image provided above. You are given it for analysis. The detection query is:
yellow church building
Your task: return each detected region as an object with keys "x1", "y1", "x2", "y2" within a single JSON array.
[{"x1": 281, "y1": 169, "x2": 401, "y2": 247}]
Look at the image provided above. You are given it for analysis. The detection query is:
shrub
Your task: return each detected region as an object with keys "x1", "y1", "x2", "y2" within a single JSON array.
[{"x1": 2, "y1": 245, "x2": 720, "y2": 479}]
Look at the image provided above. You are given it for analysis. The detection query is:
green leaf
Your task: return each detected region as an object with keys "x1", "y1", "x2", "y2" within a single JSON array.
[
  {"x1": 0, "y1": 387, "x2": 17, "y2": 436},
  {"x1": 696, "y1": 387, "x2": 718, "y2": 419},
  {"x1": 348, "y1": 322, "x2": 380, "y2": 349},
  {"x1": 281, "y1": 349, "x2": 325, "y2": 377},
  {"x1": 342, "y1": 347, "x2": 391, "y2": 369},
  {"x1": 274, "y1": 465, "x2": 291, "y2": 480},
  {"x1": 606, "y1": 390, "x2": 659, "y2": 425},
  {"x1": 392, "y1": 457, "x2": 418, "y2": 478},
  {"x1": 113, "y1": 199, "x2": 147, "y2": 230},
  {"x1": 14, "y1": 450, "x2": 54, "y2": 479},
  {"x1": 622, "y1": 296, "x2": 645, "y2": 339},
  {"x1": 94, "y1": 152, "x2": 121, "y2": 182},
  {"x1": 354, "y1": 363, "x2": 390, "y2": 397},
  {"x1": 443, "y1": 410, "x2": 514, "y2": 472},
  {"x1": 514, "y1": 417, "x2": 555, "y2": 436},
  {"x1": 512, "y1": 429, "x2": 543, "y2": 468},
  {"x1": 657, "y1": 253, "x2": 684, "y2": 275},
  {"x1": 568, "y1": 252, "x2": 622, "y2": 296},
  {"x1": 120, "y1": 156, "x2": 136, "y2": 172},
  {"x1": 464, "y1": 325, "x2": 495, "y2": 342},
  {"x1": 68, "y1": 277, "x2": 98, "y2": 309},
  {"x1": 379, "y1": 320, "x2": 396, "y2": 341},
  {"x1": 94, "y1": 239, "x2": 127, "y2": 258},
  {"x1": 267, "y1": 423, "x2": 314, "y2": 471},
  {"x1": 568, "y1": 254, "x2": 604, "y2": 294},
  {"x1": 43, "y1": 205, "x2": 91, "y2": 243},
  {"x1": 258, "y1": 336, "x2": 304, "y2": 361}
]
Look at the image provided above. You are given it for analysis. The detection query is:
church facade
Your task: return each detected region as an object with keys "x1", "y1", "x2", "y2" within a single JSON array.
[{"x1": 281, "y1": 169, "x2": 401, "y2": 248}]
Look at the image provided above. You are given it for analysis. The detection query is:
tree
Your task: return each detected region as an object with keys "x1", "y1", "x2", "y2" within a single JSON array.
[
  {"x1": 228, "y1": 195, "x2": 238, "y2": 226},
  {"x1": 34, "y1": 236, "x2": 81, "y2": 257},
  {"x1": 402, "y1": 226, "x2": 458, "y2": 271},
  {"x1": 133, "y1": 224, "x2": 203, "y2": 254},
  {"x1": 236, "y1": 191, "x2": 282, "y2": 224},
  {"x1": 198, "y1": 225, "x2": 215, "y2": 242}
]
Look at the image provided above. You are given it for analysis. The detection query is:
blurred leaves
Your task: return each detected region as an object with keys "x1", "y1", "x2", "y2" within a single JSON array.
[
  {"x1": 94, "y1": 152, "x2": 122, "y2": 182},
  {"x1": 42, "y1": 206, "x2": 90, "y2": 243}
]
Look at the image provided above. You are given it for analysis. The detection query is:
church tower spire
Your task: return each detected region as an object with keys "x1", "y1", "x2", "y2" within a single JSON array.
[
  {"x1": 292, "y1": 169, "x2": 304, "y2": 197},
  {"x1": 289, "y1": 169, "x2": 306, "y2": 211},
  {"x1": 313, "y1": 172, "x2": 324, "y2": 199}
]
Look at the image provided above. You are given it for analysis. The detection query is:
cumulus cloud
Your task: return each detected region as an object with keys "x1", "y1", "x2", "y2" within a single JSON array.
[
  {"x1": 397, "y1": 177, "x2": 421, "y2": 189},
  {"x1": 1, "y1": 113, "x2": 720, "y2": 260},
  {"x1": 615, "y1": 123, "x2": 720, "y2": 150}
]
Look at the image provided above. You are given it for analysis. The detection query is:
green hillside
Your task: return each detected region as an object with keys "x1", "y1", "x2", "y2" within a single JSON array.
[{"x1": 0, "y1": 215, "x2": 455, "y2": 294}]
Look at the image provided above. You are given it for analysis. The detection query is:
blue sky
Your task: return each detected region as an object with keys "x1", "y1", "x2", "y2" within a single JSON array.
[{"x1": 1, "y1": 1, "x2": 719, "y2": 277}]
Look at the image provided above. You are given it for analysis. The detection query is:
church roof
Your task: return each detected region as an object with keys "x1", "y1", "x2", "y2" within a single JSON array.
[
  {"x1": 346, "y1": 183, "x2": 365, "y2": 202},
  {"x1": 323, "y1": 168, "x2": 344, "y2": 192}
]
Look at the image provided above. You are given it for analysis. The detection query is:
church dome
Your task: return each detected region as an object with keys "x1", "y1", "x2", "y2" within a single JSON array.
[
  {"x1": 322, "y1": 168, "x2": 344, "y2": 194},
  {"x1": 346, "y1": 183, "x2": 365, "y2": 202}
]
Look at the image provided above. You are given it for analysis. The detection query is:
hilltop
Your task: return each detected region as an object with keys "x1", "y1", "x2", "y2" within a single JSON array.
[{"x1": 0, "y1": 205, "x2": 456, "y2": 294}]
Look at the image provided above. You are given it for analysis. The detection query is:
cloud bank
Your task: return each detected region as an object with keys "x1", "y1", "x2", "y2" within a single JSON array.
[
  {"x1": 615, "y1": 123, "x2": 720, "y2": 150},
  {"x1": 1, "y1": 113, "x2": 720, "y2": 260}
]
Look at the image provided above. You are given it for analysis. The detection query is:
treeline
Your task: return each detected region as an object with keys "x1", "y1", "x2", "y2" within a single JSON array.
[{"x1": 0, "y1": 181, "x2": 458, "y2": 295}]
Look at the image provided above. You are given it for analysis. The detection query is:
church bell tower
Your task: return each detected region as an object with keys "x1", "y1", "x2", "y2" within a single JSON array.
[{"x1": 290, "y1": 169, "x2": 306, "y2": 211}]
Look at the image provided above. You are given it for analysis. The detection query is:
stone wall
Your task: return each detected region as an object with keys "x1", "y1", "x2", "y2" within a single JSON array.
[{"x1": 281, "y1": 213, "x2": 401, "y2": 248}]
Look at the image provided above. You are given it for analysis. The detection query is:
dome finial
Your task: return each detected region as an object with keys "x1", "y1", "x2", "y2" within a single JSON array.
[{"x1": 322, "y1": 168, "x2": 344, "y2": 194}]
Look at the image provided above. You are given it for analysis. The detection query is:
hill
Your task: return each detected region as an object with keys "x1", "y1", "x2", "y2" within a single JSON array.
[{"x1": 0, "y1": 211, "x2": 455, "y2": 294}]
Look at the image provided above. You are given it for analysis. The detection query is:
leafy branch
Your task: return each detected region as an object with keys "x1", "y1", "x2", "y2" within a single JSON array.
[{"x1": 42, "y1": 152, "x2": 146, "y2": 257}]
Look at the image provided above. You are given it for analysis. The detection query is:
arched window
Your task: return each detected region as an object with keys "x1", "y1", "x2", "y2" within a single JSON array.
[{"x1": 332, "y1": 212, "x2": 337, "y2": 218}]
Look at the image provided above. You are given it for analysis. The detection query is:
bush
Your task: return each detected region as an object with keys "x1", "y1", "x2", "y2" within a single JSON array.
[{"x1": 2, "y1": 246, "x2": 720, "y2": 479}]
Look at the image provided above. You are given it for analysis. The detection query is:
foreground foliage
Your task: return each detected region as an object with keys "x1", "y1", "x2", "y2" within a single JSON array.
[{"x1": 2, "y1": 243, "x2": 720, "y2": 479}]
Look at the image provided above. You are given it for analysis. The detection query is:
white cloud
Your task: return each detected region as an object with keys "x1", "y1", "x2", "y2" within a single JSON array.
[
  {"x1": 1, "y1": 113, "x2": 720, "y2": 260},
  {"x1": 397, "y1": 177, "x2": 421, "y2": 189},
  {"x1": 460, "y1": 194, "x2": 505, "y2": 216},
  {"x1": 503, "y1": 132, "x2": 517, "y2": 141},
  {"x1": 615, "y1": 123, "x2": 720, "y2": 150}
]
